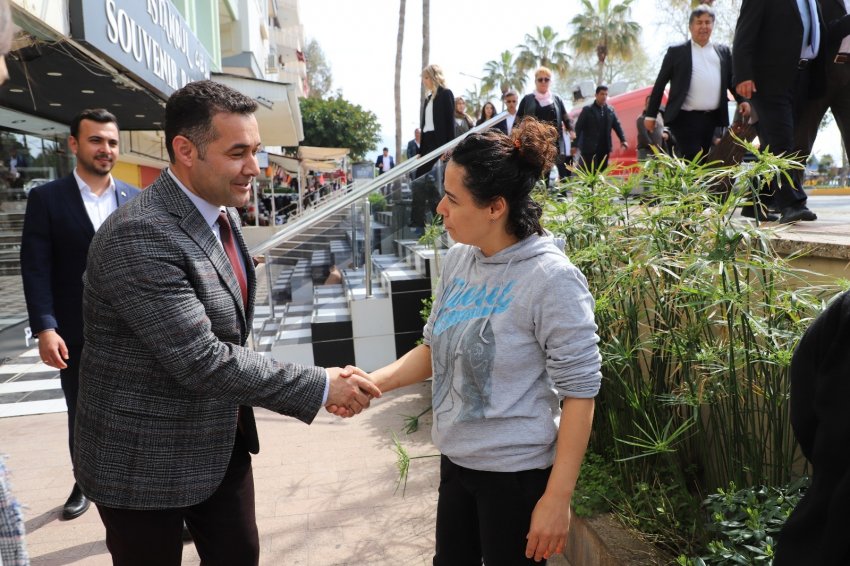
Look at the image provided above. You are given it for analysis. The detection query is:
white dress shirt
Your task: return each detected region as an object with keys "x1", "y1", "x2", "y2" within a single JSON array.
[
  {"x1": 73, "y1": 169, "x2": 117, "y2": 231},
  {"x1": 423, "y1": 96, "x2": 435, "y2": 132},
  {"x1": 797, "y1": 0, "x2": 821, "y2": 59},
  {"x1": 506, "y1": 113, "x2": 517, "y2": 134},
  {"x1": 682, "y1": 41, "x2": 722, "y2": 112}
]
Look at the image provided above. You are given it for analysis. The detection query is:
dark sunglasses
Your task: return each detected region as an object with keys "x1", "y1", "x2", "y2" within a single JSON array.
[{"x1": 536, "y1": 77, "x2": 551, "y2": 83}]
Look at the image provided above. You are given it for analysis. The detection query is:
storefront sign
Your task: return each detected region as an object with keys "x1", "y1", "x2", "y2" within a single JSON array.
[{"x1": 70, "y1": 0, "x2": 212, "y2": 98}]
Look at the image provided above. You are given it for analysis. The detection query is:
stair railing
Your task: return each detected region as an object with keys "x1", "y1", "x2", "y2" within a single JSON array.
[{"x1": 249, "y1": 112, "x2": 508, "y2": 322}]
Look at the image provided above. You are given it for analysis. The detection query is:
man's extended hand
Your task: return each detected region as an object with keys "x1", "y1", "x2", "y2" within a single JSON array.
[
  {"x1": 644, "y1": 117, "x2": 656, "y2": 133},
  {"x1": 325, "y1": 365, "x2": 381, "y2": 418},
  {"x1": 37, "y1": 329, "x2": 68, "y2": 369}
]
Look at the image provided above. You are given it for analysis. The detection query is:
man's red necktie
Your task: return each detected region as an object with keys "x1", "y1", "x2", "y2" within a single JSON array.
[{"x1": 217, "y1": 210, "x2": 248, "y2": 309}]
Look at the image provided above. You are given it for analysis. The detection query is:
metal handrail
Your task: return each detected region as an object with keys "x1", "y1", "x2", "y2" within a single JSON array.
[
  {"x1": 249, "y1": 111, "x2": 507, "y2": 324},
  {"x1": 248, "y1": 111, "x2": 508, "y2": 256}
]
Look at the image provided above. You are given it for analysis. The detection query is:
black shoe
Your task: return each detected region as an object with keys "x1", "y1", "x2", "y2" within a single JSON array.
[
  {"x1": 740, "y1": 205, "x2": 779, "y2": 222},
  {"x1": 61, "y1": 483, "x2": 90, "y2": 520},
  {"x1": 779, "y1": 204, "x2": 817, "y2": 224}
]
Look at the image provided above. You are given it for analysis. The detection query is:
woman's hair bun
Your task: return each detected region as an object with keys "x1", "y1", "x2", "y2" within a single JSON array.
[{"x1": 510, "y1": 117, "x2": 557, "y2": 175}]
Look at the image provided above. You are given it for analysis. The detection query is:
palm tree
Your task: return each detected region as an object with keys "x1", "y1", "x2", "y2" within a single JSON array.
[
  {"x1": 481, "y1": 50, "x2": 526, "y2": 103},
  {"x1": 568, "y1": 0, "x2": 642, "y2": 86},
  {"x1": 463, "y1": 84, "x2": 493, "y2": 120},
  {"x1": 394, "y1": 0, "x2": 406, "y2": 162},
  {"x1": 421, "y1": 0, "x2": 430, "y2": 108},
  {"x1": 515, "y1": 26, "x2": 570, "y2": 77}
]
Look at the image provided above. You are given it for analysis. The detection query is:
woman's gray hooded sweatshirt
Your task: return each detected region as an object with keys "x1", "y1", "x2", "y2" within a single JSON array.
[{"x1": 422, "y1": 232, "x2": 601, "y2": 472}]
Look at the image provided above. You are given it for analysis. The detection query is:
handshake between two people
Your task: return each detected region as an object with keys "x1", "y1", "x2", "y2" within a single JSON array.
[{"x1": 324, "y1": 365, "x2": 380, "y2": 418}]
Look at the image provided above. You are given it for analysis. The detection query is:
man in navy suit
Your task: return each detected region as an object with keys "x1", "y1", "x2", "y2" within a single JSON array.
[
  {"x1": 20, "y1": 108, "x2": 140, "y2": 520},
  {"x1": 375, "y1": 146, "x2": 395, "y2": 174},
  {"x1": 645, "y1": 5, "x2": 750, "y2": 162}
]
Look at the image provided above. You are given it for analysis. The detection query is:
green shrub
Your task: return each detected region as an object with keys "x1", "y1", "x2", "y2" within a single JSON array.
[
  {"x1": 676, "y1": 478, "x2": 808, "y2": 565},
  {"x1": 543, "y1": 145, "x2": 837, "y2": 555},
  {"x1": 368, "y1": 191, "x2": 387, "y2": 212}
]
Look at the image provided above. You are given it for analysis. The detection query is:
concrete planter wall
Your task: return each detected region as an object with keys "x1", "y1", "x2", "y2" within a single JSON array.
[{"x1": 564, "y1": 513, "x2": 671, "y2": 565}]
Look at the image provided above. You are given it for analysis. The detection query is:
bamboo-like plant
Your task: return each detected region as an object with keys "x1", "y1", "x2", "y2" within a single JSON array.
[{"x1": 545, "y1": 145, "x2": 839, "y2": 553}]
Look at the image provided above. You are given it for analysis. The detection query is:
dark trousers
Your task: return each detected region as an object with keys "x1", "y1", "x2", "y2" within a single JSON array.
[
  {"x1": 416, "y1": 131, "x2": 442, "y2": 178},
  {"x1": 579, "y1": 151, "x2": 609, "y2": 172},
  {"x1": 794, "y1": 61, "x2": 850, "y2": 163},
  {"x1": 555, "y1": 153, "x2": 571, "y2": 179},
  {"x1": 96, "y1": 435, "x2": 258, "y2": 566},
  {"x1": 433, "y1": 455, "x2": 552, "y2": 566},
  {"x1": 750, "y1": 67, "x2": 811, "y2": 210},
  {"x1": 60, "y1": 344, "x2": 83, "y2": 460},
  {"x1": 669, "y1": 110, "x2": 719, "y2": 162}
]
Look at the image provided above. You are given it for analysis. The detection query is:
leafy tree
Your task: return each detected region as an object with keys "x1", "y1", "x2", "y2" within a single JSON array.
[
  {"x1": 818, "y1": 154, "x2": 835, "y2": 174},
  {"x1": 516, "y1": 26, "x2": 570, "y2": 78},
  {"x1": 565, "y1": 43, "x2": 653, "y2": 95},
  {"x1": 568, "y1": 0, "x2": 642, "y2": 86},
  {"x1": 481, "y1": 50, "x2": 527, "y2": 103},
  {"x1": 304, "y1": 38, "x2": 333, "y2": 99},
  {"x1": 298, "y1": 96, "x2": 381, "y2": 161}
]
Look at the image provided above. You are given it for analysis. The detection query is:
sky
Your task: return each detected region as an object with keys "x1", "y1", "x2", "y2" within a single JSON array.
[{"x1": 299, "y1": 0, "x2": 842, "y2": 161}]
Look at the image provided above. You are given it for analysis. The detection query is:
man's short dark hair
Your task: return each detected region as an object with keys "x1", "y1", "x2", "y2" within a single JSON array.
[
  {"x1": 689, "y1": 5, "x2": 715, "y2": 24},
  {"x1": 70, "y1": 109, "x2": 119, "y2": 139},
  {"x1": 383, "y1": 147, "x2": 389, "y2": 152},
  {"x1": 595, "y1": 85, "x2": 609, "y2": 94},
  {"x1": 503, "y1": 89, "x2": 519, "y2": 100},
  {"x1": 164, "y1": 80, "x2": 258, "y2": 163}
]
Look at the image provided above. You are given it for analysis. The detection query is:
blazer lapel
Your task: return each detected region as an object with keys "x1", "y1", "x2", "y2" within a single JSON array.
[
  {"x1": 155, "y1": 173, "x2": 249, "y2": 330},
  {"x1": 714, "y1": 44, "x2": 728, "y2": 101},
  {"x1": 64, "y1": 177, "x2": 95, "y2": 239},
  {"x1": 115, "y1": 182, "x2": 133, "y2": 206}
]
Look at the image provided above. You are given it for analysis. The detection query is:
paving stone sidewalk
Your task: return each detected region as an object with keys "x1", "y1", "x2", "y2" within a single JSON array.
[{"x1": 0, "y1": 382, "x2": 444, "y2": 565}]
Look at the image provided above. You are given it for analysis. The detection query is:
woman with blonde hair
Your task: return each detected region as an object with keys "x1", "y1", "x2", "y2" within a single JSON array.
[
  {"x1": 516, "y1": 66, "x2": 575, "y2": 180},
  {"x1": 412, "y1": 64, "x2": 456, "y2": 227}
]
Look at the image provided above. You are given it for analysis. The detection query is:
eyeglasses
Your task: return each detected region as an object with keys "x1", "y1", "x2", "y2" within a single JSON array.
[{"x1": 536, "y1": 77, "x2": 551, "y2": 83}]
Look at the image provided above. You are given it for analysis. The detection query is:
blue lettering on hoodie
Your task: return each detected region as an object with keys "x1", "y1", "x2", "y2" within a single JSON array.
[{"x1": 433, "y1": 278, "x2": 515, "y2": 335}]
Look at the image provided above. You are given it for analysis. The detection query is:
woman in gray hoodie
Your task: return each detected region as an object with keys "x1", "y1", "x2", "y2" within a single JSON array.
[{"x1": 347, "y1": 118, "x2": 601, "y2": 565}]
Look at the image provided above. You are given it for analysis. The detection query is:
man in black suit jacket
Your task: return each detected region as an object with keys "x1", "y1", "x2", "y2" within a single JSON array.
[
  {"x1": 574, "y1": 85, "x2": 628, "y2": 171},
  {"x1": 646, "y1": 5, "x2": 750, "y2": 162},
  {"x1": 733, "y1": 0, "x2": 825, "y2": 223},
  {"x1": 775, "y1": 290, "x2": 850, "y2": 563},
  {"x1": 794, "y1": 0, "x2": 850, "y2": 171},
  {"x1": 20, "y1": 109, "x2": 140, "y2": 521}
]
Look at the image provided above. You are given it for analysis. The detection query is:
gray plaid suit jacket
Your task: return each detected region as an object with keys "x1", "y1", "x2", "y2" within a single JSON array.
[{"x1": 73, "y1": 170, "x2": 327, "y2": 510}]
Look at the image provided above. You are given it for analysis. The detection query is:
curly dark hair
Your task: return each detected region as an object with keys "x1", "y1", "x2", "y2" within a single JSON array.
[
  {"x1": 446, "y1": 117, "x2": 556, "y2": 239},
  {"x1": 165, "y1": 80, "x2": 258, "y2": 162}
]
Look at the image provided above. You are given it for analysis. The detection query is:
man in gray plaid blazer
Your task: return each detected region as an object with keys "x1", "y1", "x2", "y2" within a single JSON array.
[{"x1": 73, "y1": 80, "x2": 380, "y2": 566}]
